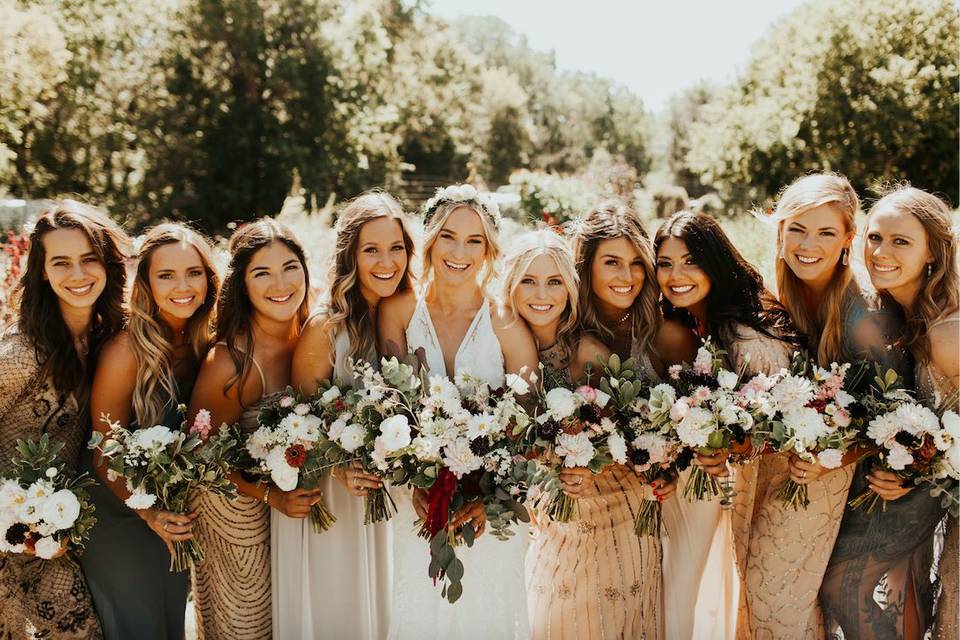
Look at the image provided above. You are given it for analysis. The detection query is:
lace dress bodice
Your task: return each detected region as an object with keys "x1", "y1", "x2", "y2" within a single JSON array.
[{"x1": 404, "y1": 296, "x2": 505, "y2": 388}]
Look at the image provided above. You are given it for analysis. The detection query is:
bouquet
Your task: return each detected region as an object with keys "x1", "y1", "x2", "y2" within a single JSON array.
[
  {"x1": 89, "y1": 410, "x2": 238, "y2": 571},
  {"x1": 663, "y1": 340, "x2": 757, "y2": 502},
  {"x1": 387, "y1": 365, "x2": 538, "y2": 603},
  {"x1": 926, "y1": 409, "x2": 960, "y2": 517},
  {"x1": 313, "y1": 357, "x2": 423, "y2": 524},
  {"x1": 0, "y1": 435, "x2": 96, "y2": 559},
  {"x1": 756, "y1": 355, "x2": 862, "y2": 510},
  {"x1": 526, "y1": 355, "x2": 630, "y2": 524},
  {"x1": 244, "y1": 391, "x2": 337, "y2": 533},
  {"x1": 850, "y1": 369, "x2": 957, "y2": 512},
  {"x1": 603, "y1": 355, "x2": 689, "y2": 538}
]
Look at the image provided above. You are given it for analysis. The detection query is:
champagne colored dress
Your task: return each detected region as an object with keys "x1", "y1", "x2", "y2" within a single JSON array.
[
  {"x1": 191, "y1": 351, "x2": 272, "y2": 640},
  {"x1": 271, "y1": 330, "x2": 393, "y2": 639},
  {"x1": 723, "y1": 323, "x2": 855, "y2": 640},
  {"x1": 0, "y1": 330, "x2": 102, "y2": 639},
  {"x1": 525, "y1": 342, "x2": 663, "y2": 639}
]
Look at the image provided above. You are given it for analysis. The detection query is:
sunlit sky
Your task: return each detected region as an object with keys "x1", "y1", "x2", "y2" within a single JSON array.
[{"x1": 426, "y1": 0, "x2": 808, "y2": 111}]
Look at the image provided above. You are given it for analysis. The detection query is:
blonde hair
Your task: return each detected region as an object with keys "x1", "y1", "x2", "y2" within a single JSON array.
[
  {"x1": 129, "y1": 223, "x2": 219, "y2": 426},
  {"x1": 869, "y1": 185, "x2": 960, "y2": 362},
  {"x1": 767, "y1": 173, "x2": 860, "y2": 365},
  {"x1": 421, "y1": 200, "x2": 501, "y2": 292},
  {"x1": 328, "y1": 191, "x2": 415, "y2": 363},
  {"x1": 571, "y1": 198, "x2": 660, "y2": 359},
  {"x1": 502, "y1": 229, "x2": 581, "y2": 366}
]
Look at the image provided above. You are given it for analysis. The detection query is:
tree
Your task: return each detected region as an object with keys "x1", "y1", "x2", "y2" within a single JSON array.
[{"x1": 686, "y1": 0, "x2": 959, "y2": 206}]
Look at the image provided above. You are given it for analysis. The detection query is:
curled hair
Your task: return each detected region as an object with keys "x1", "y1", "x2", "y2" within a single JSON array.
[
  {"x1": 502, "y1": 229, "x2": 581, "y2": 367},
  {"x1": 16, "y1": 200, "x2": 129, "y2": 400},
  {"x1": 570, "y1": 198, "x2": 660, "y2": 359},
  {"x1": 654, "y1": 211, "x2": 800, "y2": 348},
  {"x1": 129, "y1": 223, "x2": 219, "y2": 426},
  {"x1": 765, "y1": 173, "x2": 860, "y2": 365},
  {"x1": 217, "y1": 219, "x2": 311, "y2": 397},
  {"x1": 421, "y1": 196, "x2": 501, "y2": 292},
  {"x1": 868, "y1": 185, "x2": 959, "y2": 361},
  {"x1": 327, "y1": 191, "x2": 415, "y2": 363}
]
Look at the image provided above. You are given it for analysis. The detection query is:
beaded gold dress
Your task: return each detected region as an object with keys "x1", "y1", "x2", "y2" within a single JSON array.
[{"x1": 525, "y1": 341, "x2": 663, "y2": 639}]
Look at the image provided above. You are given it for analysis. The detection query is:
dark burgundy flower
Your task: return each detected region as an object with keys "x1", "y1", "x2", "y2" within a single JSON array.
[
  {"x1": 579, "y1": 404, "x2": 601, "y2": 425},
  {"x1": 675, "y1": 448, "x2": 695, "y2": 472},
  {"x1": 538, "y1": 420, "x2": 560, "y2": 440},
  {"x1": 285, "y1": 444, "x2": 307, "y2": 468},
  {"x1": 629, "y1": 448, "x2": 650, "y2": 467},
  {"x1": 4, "y1": 522, "x2": 29, "y2": 546},
  {"x1": 469, "y1": 437, "x2": 491, "y2": 457}
]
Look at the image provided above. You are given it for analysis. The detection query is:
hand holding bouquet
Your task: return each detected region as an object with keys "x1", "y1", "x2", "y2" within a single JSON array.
[
  {"x1": 0, "y1": 435, "x2": 96, "y2": 560},
  {"x1": 89, "y1": 411, "x2": 238, "y2": 571}
]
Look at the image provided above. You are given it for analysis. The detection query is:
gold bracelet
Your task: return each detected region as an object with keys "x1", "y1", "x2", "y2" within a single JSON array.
[{"x1": 262, "y1": 485, "x2": 271, "y2": 505}]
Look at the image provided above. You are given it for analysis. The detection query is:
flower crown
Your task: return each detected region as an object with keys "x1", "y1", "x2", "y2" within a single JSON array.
[{"x1": 421, "y1": 184, "x2": 502, "y2": 230}]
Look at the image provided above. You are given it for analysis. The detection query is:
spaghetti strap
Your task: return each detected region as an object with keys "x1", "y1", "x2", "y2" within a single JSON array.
[{"x1": 215, "y1": 340, "x2": 268, "y2": 395}]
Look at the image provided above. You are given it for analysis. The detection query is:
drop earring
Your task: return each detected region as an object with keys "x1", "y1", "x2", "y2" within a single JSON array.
[
  {"x1": 927, "y1": 263, "x2": 933, "y2": 277},
  {"x1": 841, "y1": 249, "x2": 849, "y2": 266}
]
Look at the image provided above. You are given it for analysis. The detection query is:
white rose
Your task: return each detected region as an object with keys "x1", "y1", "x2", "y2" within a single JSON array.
[
  {"x1": 676, "y1": 407, "x2": 714, "y2": 448},
  {"x1": 942, "y1": 410, "x2": 960, "y2": 438},
  {"x1": 33, "y1": 536, "x2": 62, "y2": 560},
  {"x1": 265, "y1": 448, "x2": 299, "y2": 491},
  {"x1": 669, "y1": 398, "x2": 691, "y2": 422},
  {"x1": 320, "y1": 386, "x2": 342, "y2": 404},
  {"x1": 0, "y1": 480, "x2": 26, "y2": 512},
  {"x1": 555, "y1": 431, "x2": 596, "y2": 468},
  {"x1": 338, "y1": 423, "x2": 366, "y2": 453},
  {"x1": 40, "y1": 490, "x2": 81, "y2": 531},
  {"x1": 607, "y1": 432, "x2": 628, "y2": 464},
  {"x1": 717, "y1": 370, "x2": 738, "y2": 390},
  {"x1": 379, "y1": 415, "x2": 412, "y2": 452},
  {"x1": 327, "y1": 417, "x2": 348, "y2": 442},
  {"x1": 817, "y1": 449, "x2": 844, "y2": 469},
  {"x1": 124, "y1": 487, "x2": 157, "y2": 510},
  {"x1": 18, "y1": 498, "x2": 44, "y2": 524},
  {"x1": 246, "y1": 426, "x2": 274, "y2": 461},
  {"x1": 545, "y1": 388, "x2": 579, "y2": 420},
  {"x1": 131, "y1": 425, "x2": 178, "y2": 451}
]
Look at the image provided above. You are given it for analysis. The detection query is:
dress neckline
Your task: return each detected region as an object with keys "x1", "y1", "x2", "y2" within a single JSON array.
[{"x1": 419, "y1": 298, "x2": 487, "y2": 378}]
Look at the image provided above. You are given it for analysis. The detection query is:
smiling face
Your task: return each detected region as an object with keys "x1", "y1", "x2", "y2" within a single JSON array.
[
  {"x1": 244, "y1": 241, "x2": 306, "y2": 323},
  {"x1": 429, "y1": 206, "x2": 488, "y2": 285},
  {"x1": 514, "y1": 254, "x2": 569, "y2": 331},
  {"x1": 781, "y1": 204, "x2": 852, "y2": 288},
  {"x1": 41, "y1": 228, "x2": 107, "y2": 313},
  {"x1": 656, "y1": 236, "x2": 711, "y2": 314},
  {"x1": 863, "y1": 206, "x2": 932, "y2": 300},
  {"x1": 148, "y1": 241, "x2": 209, "y2": 324},
  {"x1": 355, "y1": 216, "x2": 408, "y2": 302},
  {"x1": 589, "y1": 236, "x2": 646, "y2": 313}
]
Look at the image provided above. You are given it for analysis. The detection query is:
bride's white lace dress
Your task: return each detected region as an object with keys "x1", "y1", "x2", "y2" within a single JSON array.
[{"x1": 387, "y1": 297, "x2": 530, "y2": 640}]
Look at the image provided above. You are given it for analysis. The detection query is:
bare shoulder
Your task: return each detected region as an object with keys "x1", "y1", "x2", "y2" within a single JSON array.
[
  {"x1": 298, "y1": 312, "x2": 336, "y2": 348},
  {"x1": 929, "y1": 313, "x2": 960, "y2": 376},
  {"x1": 199, "y1": 341, "x2": 242, "y2": 383},
  {"x1": 380, "y1": 289, "x2": 417, "y2": 321},
  {"x1": 98, "y1": 332, "x2": 137, "y2": 375},
  {"x1": 575, "y1": 333, "x2": 612, "y2": 366}
]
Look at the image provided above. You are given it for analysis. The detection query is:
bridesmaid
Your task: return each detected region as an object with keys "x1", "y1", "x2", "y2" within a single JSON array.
[
  {"x1": 654, "y1": 211, "x2": 827, "y2": 640},
  {"x1": 286, "y1": 191, "x2": 414, "y2": 638},
  {"x1": 189, "y1": 220, "x2": 314, "y2": 640},
  {"x1": 0, "y1": 201, "x2": 127, "y2": 639},
  {"x1": 505, "y1": 228, "x2": 676, "y2": 639},
  {"x1": 569, "y1": 199, "x2": 705, "y2": 640},
  {"x1": 378, "y1": 185, "x2": 539, "y2": 639},
  {"x1": 820, "y1": 186, "x2": 958, "y2": 640},
  {"x1": 82, "y1": 223, "x2": 219, "y2": 640}
]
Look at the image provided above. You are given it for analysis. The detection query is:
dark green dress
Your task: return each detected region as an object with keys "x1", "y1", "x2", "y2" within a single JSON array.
[{"x1": 79, "y1": 392, "x2": 191, "y2": 640}]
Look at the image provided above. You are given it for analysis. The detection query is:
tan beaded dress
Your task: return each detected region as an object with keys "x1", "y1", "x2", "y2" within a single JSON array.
[
  {"x1": 918, "y1": 314, "x2": 959, "y2": 640},
  {"x1": 723, "y1": 324, "x2": 855, "y2": 640},
  {"x1": 525, "y1": 342, "x2": 663, "y2": 640},
  {"x1": 0, "y1": 329, "x2": 102, "y2": 639},
  {"x1": 191, "y1": 353, "x2": 273, "y2": 640}
]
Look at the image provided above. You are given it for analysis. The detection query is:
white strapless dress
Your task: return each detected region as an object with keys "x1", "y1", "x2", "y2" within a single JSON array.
[{"x1": 387, "y1": 298, "x2": 530, "y2": 640}]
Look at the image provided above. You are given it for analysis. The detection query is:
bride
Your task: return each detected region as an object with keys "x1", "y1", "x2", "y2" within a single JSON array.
[{"x1": 378, "y1": 185, "x2": 539, "y2": 639}]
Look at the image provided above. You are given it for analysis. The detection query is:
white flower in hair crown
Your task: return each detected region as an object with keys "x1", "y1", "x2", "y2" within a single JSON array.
[{"x1": 422, "y1": 184, "x2": 502, "y2": 229}]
